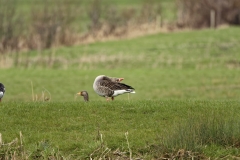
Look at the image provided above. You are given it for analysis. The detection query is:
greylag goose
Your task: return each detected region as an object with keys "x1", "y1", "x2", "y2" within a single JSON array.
[
  {"x1": 0, "y1": 83, "x2": 5, "y2": 102},
  {"x1": 93, "y1": 75, "x2": 135, "y2": 101},
  {"x1": 77, "y1": 91, "x2": 89, "y2": 102}
]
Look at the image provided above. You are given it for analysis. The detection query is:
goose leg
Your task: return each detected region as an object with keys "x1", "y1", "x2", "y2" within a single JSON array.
[
  {"x1": 111, "y1": 97, "x2": 114, "y2": 101},
  {"x1": 106, "y1": 97, "x2": 110, "y2": 101}
]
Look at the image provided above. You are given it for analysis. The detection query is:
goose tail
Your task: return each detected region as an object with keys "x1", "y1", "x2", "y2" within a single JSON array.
[{"x1": 127, "y1": 89, "x2": 135, "y2": 93}]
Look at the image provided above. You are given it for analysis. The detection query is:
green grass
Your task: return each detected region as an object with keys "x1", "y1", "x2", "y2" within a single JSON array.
[
  {"x1": 1, "y1": 27, "x2": 240, "y2": 158},
  {"x1": 1, "y1": 100, "x2": 240, "y2": 159},
  {"x1": 0, "y1": 68, "x2": 239, "y2": 102},
  {"x1": 12, "y1": 27, "x2": 240, "y2": 70},
  {"x1": 2, "y1": 27, "x2": 240, "y2": 102}
]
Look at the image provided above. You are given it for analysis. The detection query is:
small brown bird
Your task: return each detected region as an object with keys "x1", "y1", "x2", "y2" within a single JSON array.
[{"x1": 76, "y1": 91, "x2": 89, "y2": 102}]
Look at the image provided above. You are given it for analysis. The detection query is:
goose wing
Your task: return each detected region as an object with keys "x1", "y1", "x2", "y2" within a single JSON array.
[
  {"x1": 0, "y1": 83, "x2": 5, "y2": 99},
  {"x1": 0, "y1": 83, "x2": 5, "y2": 93},
  {"x1": 100, "y1": 77, "x2": 134, "y2": 91},
  {"x1": 93, "y1": 75, "x2": 135, "y2": 98}
]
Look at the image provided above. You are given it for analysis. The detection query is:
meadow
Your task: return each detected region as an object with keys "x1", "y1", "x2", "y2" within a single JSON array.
[
  {"x1": 1, "y1": 27, "x2": 240, "y2": 159},
  {"x1": 2, "y1": 27, "x2": 240, "y2": 101},
  {"x1": 1, "y1": 100, "x2": 240, "y2": 159}
]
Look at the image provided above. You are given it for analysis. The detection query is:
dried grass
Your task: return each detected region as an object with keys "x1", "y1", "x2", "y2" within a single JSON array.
[
  {"x1": 176, "y1": 0, "x2": 240, "y2": 28},
  {"x1": 31, "y1": 81, "x2": 51, "y2": 102},
  {"x1": 0, "y1": 55, "x2": 14, "y2": 68},
  {"x1": 77, "y1": 22, "x2": 170, "y2": 45}
]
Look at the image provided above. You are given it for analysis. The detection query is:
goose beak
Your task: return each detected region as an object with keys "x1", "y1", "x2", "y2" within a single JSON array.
[
  {"x1": 118, "y1": 78, "x2": 124, "y2": 82},
  {"x1": 76, "y1": 92, "x2": 82, "y2": 96}
]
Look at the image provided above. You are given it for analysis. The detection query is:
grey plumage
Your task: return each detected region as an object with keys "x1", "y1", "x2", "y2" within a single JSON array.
[
  {"x1": 0, "y1": 83, "x2": 5, "y2": 102},
  {"x1": 93, "y1": 75, "x2": 135, "y2": 101}
]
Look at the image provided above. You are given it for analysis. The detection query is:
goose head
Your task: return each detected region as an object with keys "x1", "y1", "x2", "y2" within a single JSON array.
[
  {"x1": 77, "y1": 91, "x2": 89, "y2": 102},
  {"x1": 95, "y1": 75, "x2": 124, "y2": 83},
  {"x1": 110, "y1": 77, "x2": 124, "y2": 83}
]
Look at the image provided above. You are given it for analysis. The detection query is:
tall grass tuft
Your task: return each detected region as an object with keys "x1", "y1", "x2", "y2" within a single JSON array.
[
  {"x1": 138, "y1": 107, "x2": 240, "y2": 159},
  {"x1": 0, "y1": 132, "x2": 66, "y2": 159},
  {"x1": 162, "y1": 110, "x2": 240, "y2": 153},
  {"x1": 0, "y1": 132, "x2": 25, "y2": 159},
  {"x1": 30, "y1": 140, "x2": 64, "y2": 160}
]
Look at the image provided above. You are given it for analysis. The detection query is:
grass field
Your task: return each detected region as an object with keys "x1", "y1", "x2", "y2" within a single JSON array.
[
  {"x1": 1, "y1": 101, "x2": 240, "y2": 159},
  {"x1": 0, "y1": 68, "x2": 239, "y2": 102},
  {"x1": 2, "y1": 27, "x2": 240, "y2": 102},
  {"x1": 1, "y1": 27, "x2": 240, "y2": 159}
]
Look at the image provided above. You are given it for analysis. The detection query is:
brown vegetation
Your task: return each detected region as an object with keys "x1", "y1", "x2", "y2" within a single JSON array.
[
  {"x1": 176, "y1": 0, "x2": 240, "y2": 28},
  {"x1": 0, "y1": 0, "x2": 164, "y2": 54},
  {"x1": 0, "y1": 0, "x2": 239, "y2": 55}
]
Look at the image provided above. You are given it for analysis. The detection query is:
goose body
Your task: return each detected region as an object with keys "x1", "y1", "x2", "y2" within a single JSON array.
[
  {"x1": 93, "y1": 75, "x2": 135, "y2": 100},
  {"x1": 0, "y1": 83, "x2": 5, "y2": 102}
]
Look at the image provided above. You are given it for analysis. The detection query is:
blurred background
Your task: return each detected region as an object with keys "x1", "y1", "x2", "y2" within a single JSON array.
[
  {"x1": 0, "y1": 0, "x2": 239, "y2": 66},
  {"x1": 0, "y1": 0, "x2": 239, "y2": 101}
]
